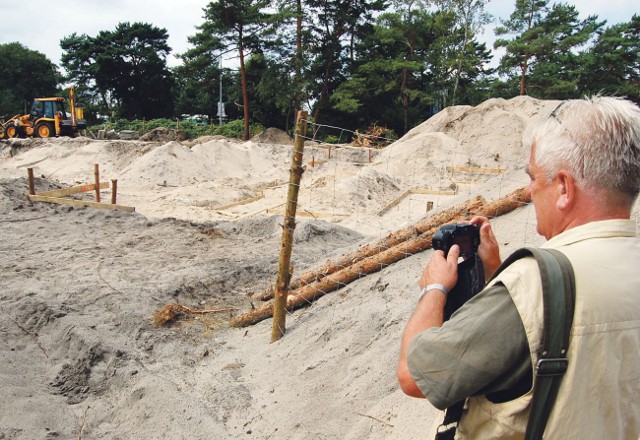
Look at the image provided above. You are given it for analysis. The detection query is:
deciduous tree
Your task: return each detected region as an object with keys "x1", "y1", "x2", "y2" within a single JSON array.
[
  {"x1": 61, "y1": 22, "x2": 174, "y2": 119},
  {"x1": 0, "y1": 43, "x2": 58, "y2": 116}
]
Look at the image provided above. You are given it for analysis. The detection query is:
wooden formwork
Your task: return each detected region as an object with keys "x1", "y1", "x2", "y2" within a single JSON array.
[{"x1": 26, "y1": 165, "x2": 135, "y2": 212}]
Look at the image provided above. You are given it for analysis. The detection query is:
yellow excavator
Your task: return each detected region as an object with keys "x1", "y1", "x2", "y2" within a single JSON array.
[{"x1": 0, "y1": 87, "x2": 86, "y2": 139}]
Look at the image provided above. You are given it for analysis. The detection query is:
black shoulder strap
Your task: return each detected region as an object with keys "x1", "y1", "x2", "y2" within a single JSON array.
[{"x1": 490, "y1": 247, "x2": 576, "y2": 440}]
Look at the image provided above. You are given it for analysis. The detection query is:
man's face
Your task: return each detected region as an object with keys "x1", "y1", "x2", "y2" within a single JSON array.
[{"x1": 526, "y1": 145, "x2": 558, "y2": 239}]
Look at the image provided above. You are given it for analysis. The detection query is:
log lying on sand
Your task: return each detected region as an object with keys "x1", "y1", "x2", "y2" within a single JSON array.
[
  {"x1": 478, "y1": 187, "x2": 530, "y2": 218},
  {"x1": 255, "y1": 195, "x2": 486, "y2": 301},
  {"x1": 231, "y1": 187, "x2": 531, "y2": 328}
]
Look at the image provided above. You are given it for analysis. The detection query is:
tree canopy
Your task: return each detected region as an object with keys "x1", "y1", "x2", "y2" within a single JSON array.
[
  {"x1": 60, "y1": 22, "x2": 174, "y2": 119},
  {"x1": 5, "y1": 1, "x2": 635, "y2": 137},
  {"x1": 0, "y1": 43, "x2": 59, "y2": 116}
]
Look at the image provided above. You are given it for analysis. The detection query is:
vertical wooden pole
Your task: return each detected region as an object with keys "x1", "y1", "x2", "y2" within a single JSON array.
[
  {"x1": 328, "y1": 145, "x2": 332, "y2": 160},
  {"x1": 94, "y1": 164, "x2": 100, "y2": 203},
  {"x1": 368, "y1": 148, "x2": 372, "y2": 163},
  {"x1": 27, "y1": 168, "x2": 35, "y2": 196},
  {"x1": 111, "y1": 179, "x2": 118, "y2": 205},
  {"x1": 427, "y1": 201, "x2": 434, "y2": 212},
  {"x1": 272, "y1": 110, "x2": 307, "y2": 342}
]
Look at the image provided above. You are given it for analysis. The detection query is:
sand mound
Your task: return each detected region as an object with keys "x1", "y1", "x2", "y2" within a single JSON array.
[
  {"x1": 118, "y1": 139, "x2": 289, "y2": 189},
  {"x1": 139, "y1": 126, "x2": 188, "y2": 142},
  {"x1": 183, "y1": 134, "x2": 232, "y2": 148},
  {"x1": 252, "y1": 127, "x2": 293, "y2": 145}
]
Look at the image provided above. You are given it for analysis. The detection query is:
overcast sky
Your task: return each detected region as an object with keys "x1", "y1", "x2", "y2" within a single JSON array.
[{"x1": 1, "y1": 0, "x2": 637, "y2": 70}]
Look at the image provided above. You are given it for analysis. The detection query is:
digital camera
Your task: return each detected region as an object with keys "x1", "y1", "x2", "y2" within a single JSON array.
[{"x1": 432, "y1": 223, "x2": 480, "y2": 258}]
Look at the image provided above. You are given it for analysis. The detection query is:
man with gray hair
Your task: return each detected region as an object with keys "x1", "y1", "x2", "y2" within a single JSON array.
[{"x1": 397, "y1": 96, "x2": 640, "y2": 439}]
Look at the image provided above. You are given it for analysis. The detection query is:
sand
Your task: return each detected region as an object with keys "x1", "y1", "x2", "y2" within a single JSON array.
[{"x1": 1, "y1": 96, "x2": 637, "y2": 439}]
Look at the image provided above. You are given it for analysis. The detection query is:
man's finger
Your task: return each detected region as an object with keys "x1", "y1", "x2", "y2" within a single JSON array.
[
  {"x1": 480, "y1": 222, "x2": 492, "y2": 240},
  {"x1": 433, "y1": 249, "x2": 446, "y2": 259},
  {"x1": 447, "y1": 244, "x2": 460, "y2": 263}
]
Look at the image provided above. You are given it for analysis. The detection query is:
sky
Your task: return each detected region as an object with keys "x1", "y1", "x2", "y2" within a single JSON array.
[{"x1": 0, "y1": 0, "x2": 638, "y2": 71}]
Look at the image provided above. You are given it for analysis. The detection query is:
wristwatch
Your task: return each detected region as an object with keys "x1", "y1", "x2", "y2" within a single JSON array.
[{"x1": 418, "y1": 283, "x2": 448, "y2": 301}]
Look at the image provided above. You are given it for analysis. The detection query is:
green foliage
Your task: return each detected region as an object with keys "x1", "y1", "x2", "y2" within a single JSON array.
[
  {"x1": 0, "y1": 43, "x2": 59, "y2": 116},
  {"x1": 494, "y1": 0, "x2": 603, "y2": 96},
  {"x1": 323, "y1": 135, "x2": 342, "y2": 144},
  {"x1": 578, "y1": 14, "x2": 640, "y2": 103},
  {"x1": 330, "y1": 4, "x2": 492, "y2": 135},
  {"x1": 60, "y1": 22, "x2": 174, "y2": 119},
  {"x1": 89, "y1": 118, "x2": 264, "y2": 140}
]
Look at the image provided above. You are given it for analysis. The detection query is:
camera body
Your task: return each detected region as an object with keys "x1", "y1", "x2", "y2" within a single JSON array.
[
  {"x1": 432, "y1": 223, "x2": 484, "y2": 321},
  {"x1": 432, "y1": 223, "x2": 480, "y2": 258}
]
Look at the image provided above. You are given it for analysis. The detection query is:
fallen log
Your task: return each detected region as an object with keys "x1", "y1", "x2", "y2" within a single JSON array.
[
  {"x1": 232, "y1": 225, "x2": 441, "y2": 327},
  {"x1": 254, "y1": 195, "x2": 486, "y2": 301},
  {"x1": 477, "y1": 187, "x2": 530, "y2": 217},
  {"x1": 231, "y1": 186, "x2": 531, "y2": 328}
]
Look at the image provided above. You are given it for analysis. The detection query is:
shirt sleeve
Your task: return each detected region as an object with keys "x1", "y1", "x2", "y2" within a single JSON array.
[{"x1": 407, "y1": 283, "x2": 530, "y2": 410}]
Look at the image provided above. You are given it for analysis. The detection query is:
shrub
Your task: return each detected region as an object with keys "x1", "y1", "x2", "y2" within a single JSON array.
[{"x1": 88, "y1": 118, "x2": 265, "y2": 140}]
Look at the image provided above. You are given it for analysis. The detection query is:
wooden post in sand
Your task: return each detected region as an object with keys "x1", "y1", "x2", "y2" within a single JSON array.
[
  {"x1": 111, "y1": 179, "x2": 118, "y2": 205},
  {"x1": 271, "y1": 111, "x2": 308, "y2": 342},
  {"x1": 94, "y1": 164, "x2": 101, "y2": 203},
  {"x1": 27, "y1": 168, "x2": 35, "y2": 196}
]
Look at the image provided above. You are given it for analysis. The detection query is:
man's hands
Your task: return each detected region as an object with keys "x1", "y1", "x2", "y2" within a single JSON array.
[
  {"x1": 470, "y1": 216, "x2": 501, "y2": 280},
  {"x1": 419, "y1": 244, "x2": 460, "y2": 293},
  {"x1": 418, "y1": 216, "x2": 501, "y2": 293}
]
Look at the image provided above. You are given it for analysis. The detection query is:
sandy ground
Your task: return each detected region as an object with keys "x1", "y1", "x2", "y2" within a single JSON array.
[{"x1": 1, "y1": 96, "x2": 637, "y2": 440}]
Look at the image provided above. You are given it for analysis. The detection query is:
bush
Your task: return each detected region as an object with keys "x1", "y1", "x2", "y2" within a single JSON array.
[{"x1": 88, "y1": 118, "x2": 265, "y2": 140}]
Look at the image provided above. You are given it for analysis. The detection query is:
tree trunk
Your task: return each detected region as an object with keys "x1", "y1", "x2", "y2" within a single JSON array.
[
  {"x1": 520, "y1": 58, "x2": 528, "y2": 96},
  {"x1": 238, "y1": 27, "x2": 251, "y2": 141}
]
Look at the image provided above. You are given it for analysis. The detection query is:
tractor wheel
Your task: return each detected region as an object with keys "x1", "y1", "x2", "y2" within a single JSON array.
[
  {"x1": 35, "y1": 122, "x2": 55, "y2": 138},
  {"x1": 5, "y1": 125, "x2": 19, "y2": 138}
]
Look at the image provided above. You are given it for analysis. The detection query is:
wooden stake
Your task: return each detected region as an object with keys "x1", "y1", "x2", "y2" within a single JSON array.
[
  {"x1": 94, "y1": 164, "x2": 100, "y2": 203},
  {"x1": 271, "y1": 110, "x2": 308, "y2": 342},
  {"x1": 27, "y1": 168, "x2": 35, "y2": 195},
  {"x1": 111, "y1": 179, "x2": 118, "y2": 205}
]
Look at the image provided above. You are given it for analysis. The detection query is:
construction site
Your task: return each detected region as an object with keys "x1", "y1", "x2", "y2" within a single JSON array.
[{"x1": 1, "y1": 96, "x2": 638, "y2": 439}]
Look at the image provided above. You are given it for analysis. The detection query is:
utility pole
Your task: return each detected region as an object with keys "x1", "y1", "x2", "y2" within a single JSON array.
[{"x1": 217, "y1": 58, "x2": 226, "y2": 125}]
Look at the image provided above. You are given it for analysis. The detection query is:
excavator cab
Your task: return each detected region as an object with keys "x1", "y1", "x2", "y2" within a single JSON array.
[{"x1": 30, "y1": 99, "x2": 64, "y2": 119}]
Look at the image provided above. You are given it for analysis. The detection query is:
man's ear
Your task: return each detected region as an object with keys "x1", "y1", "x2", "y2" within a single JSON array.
[{"x1": 556, "y1": 170, "x2": 575, "y2": 210}]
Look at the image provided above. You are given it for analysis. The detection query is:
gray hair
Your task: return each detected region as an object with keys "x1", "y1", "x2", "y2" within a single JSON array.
[{"x1": 523, "y1": 96, "x2": 640, "y2": 201}]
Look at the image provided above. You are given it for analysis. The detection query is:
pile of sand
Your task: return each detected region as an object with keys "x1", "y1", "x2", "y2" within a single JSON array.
[
  {"x1": 138, "y1": 126, "x2": 188, "y2": 143},
  {"x1": 1, "y1": 96, "x2": 636, "y2": 440},
  {"x1": 252, "y1": 127, "x2": 293, "y2": 145}
]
